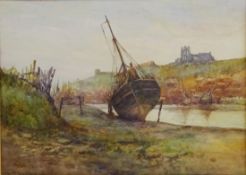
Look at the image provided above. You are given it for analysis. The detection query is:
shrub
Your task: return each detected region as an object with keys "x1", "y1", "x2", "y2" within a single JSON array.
[{"x1": 1, "y1": 73, "x2": 54, "y2": 130}]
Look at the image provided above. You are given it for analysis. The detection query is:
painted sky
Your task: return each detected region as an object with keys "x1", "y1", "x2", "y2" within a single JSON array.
[{"x1": 0, "y1": 0, "x2": 245, "y2": 82}]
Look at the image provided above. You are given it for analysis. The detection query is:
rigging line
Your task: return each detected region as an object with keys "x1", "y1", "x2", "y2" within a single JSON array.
[
  {"x1": 101, "y1": 22, "x2": 119, "y2": 73},
  {"x1": 101, "y1": 23, "x2": 115, "y2": 61},
  {"x1": 110, "y1": 40, "x2": 120, "y2": 91},
  {"x1": 115, "y1": 40, "x2": 139, "y2": 65},
  {"x1": 101, "y1": 24, "x2": 118, "y2": 71},
  {"x1": 101, "y1": 23, "x2": 117, "y2": 89},
  {"x1": 116, "y1": 40, "x2": 141, "y2": 66},
  {"x1": 113, "y1": 43, "x2": 118, "y2": 74},
  {"x1": 116, "y1": 41, "x2": 150, "y2": 78}
]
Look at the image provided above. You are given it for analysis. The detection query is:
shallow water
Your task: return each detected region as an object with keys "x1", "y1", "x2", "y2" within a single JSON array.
[{"x1": 88, "y1": 104, "x2": 245, "y2": 129}]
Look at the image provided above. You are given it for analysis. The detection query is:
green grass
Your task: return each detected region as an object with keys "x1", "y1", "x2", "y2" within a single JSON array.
[
  {"x1": 158, "y1": 57, "x2": 246, "y2": 80},
  {"x1": 72, "y1": 57, "x2": 246, "y2": 91},
  {"x1": 1, "y1": 72, "x2": 56, "y2": 130}
]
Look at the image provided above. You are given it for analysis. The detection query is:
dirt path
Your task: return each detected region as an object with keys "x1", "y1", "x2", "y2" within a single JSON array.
[{"x1": 2, "y1": 105, "x2": 246, "y2": 175}]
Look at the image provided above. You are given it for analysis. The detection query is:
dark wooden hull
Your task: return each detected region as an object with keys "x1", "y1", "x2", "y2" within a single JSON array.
[{"x1": 111, "y1": 79, "x2": 160, "y2": 121}]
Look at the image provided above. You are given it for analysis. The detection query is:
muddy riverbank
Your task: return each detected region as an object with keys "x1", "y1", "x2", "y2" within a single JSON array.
[
  {"x1": 2, "y1": 105, "x2": 246, "y2": 175},
  {"x1": 89, "y1": 103, "x2": 246, "y2": 129}
]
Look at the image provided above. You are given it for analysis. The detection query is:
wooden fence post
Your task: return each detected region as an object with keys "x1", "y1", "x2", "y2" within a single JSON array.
[
  {"x1": 59, "y1": 97, "x2": 64, "y2": 117},
  {"x1": 78, "y1": 96, "x2": 83, "y2": 114},
  {"x1": 157, "y1": 99, "x2": 163, "y2": 123}
]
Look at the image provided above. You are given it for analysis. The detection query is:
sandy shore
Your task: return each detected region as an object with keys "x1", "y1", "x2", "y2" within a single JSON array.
[{"x1": 2, "y1": 105, "x2": 246, "y2": 175}]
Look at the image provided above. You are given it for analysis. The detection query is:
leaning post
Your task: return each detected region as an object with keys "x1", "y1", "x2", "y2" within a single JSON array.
[
  {"x1": 157, "y1": 99, "x2": 163, "y2": 123},
  {"x1": 78, "y1": 96, "x2": 83, "y2": 115},
  {"x1": 59, "y1": 97, "x2": 64, "y2": 117}
]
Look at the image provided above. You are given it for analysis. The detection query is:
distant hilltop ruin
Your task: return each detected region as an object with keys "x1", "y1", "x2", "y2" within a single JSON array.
[
  {"x1": 140, "y1": 61, "x2": 157, "y2": 67},
  {"x1": 175, "y1": 46, "x2": 215, "y2": 64},
  {"x1": 94, "y1": 69, "x2": 112, "y2": 76},
  {"x1": 94, "y1": 61, "x2": 158, "y2": 76}
]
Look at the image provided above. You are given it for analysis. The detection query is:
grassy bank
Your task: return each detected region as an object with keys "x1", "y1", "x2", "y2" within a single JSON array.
[
  {"x1": 2, "y1": 105, "x2": 245, "y2": 175},
  {"x1": 1, "y1": 71, "x2": 60, "y2": 130},
  {"x1": 1, "y1": 67, "x2": 245, "y2": 174}
]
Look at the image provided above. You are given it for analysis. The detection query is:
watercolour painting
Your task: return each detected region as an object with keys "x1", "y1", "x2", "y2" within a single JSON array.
[{"x1": 0, "y1": 0, "x2": 245, "y2": 174}]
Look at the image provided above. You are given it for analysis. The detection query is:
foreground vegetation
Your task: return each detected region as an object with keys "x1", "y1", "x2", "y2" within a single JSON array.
[
  {"x1": 1, "y1": 70, "x2": 60, "y2": 130},
  {"x1": 1, "y1": 58, "x2": 245, "y2": 174},
  {"x1": 2, "y1": 105, "x2": 245, "y2": 174}
]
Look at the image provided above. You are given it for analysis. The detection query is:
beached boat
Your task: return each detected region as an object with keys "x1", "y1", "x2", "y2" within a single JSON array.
[{"x1": 102, "y1": 16, "x2": 160, "y2": 121}]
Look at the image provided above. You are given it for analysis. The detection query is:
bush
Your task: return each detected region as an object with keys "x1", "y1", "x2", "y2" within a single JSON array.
[{"x1": 1, "y1": 74, "x2": 54, "y2": 130}]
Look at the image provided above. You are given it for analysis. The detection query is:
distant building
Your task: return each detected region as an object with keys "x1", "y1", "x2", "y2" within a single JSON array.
[
  {"x1": 175, "y1": 46, "x2": 215, "y2": 64},
  {"x1": 140, "y1": 61, "x2": 157, "y2": 67},
  {"x1": 94, "y1": 69, "x2": 112, "y2": 76}
]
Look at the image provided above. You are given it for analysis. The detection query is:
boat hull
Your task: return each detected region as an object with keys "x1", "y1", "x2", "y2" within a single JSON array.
[{"x1": 111, "y1": 79, "x2": 160, "y2": 121}]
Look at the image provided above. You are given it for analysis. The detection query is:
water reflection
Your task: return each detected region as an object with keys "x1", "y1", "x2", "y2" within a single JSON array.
[
  {"x1": 199, "y1": 109, "x2": 213, "y2": 127},
  {"x1": 89, "y1": 104, "x2": 245, "y2": 129},
  {"x1": 147, "y1": 105, "x2": 245, "y2": 129},
  {"x1": 180, "y1": 108, "x2": 190, "y2": 125}
]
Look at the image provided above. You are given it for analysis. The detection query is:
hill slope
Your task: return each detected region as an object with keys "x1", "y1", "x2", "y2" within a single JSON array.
[
  {"x1": 158, "y1": 58, "x2": 246, "y2": 80},
  {"x1": 72, "y1": 58, "x2": 246, "y2": 104}
]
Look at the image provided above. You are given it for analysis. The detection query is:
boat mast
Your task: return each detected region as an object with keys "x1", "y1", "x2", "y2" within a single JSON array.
[{"x1": 105, "y1": 16, "x2": 127, "y2": 74}]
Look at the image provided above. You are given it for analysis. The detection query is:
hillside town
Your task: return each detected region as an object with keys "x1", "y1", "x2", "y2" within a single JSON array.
[{"x1": 70, "y1": 48, "x2": 245, "y2": 105}]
